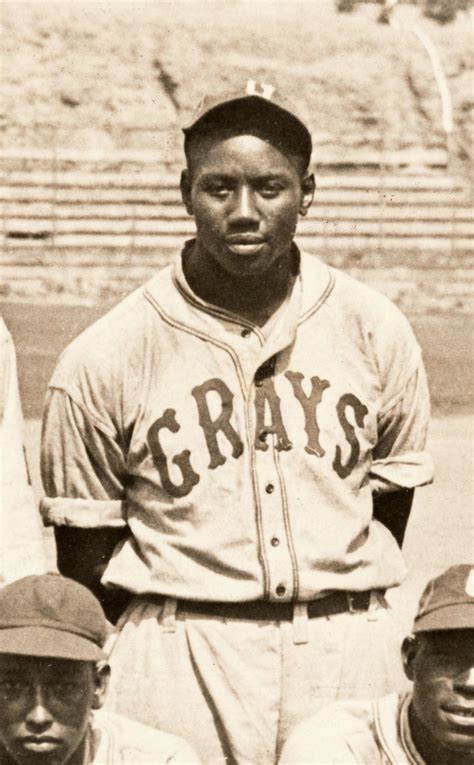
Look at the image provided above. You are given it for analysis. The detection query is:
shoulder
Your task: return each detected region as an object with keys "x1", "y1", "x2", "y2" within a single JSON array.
[
  {"x1": 300, "y1": 251, "x2": 413, "y2": 334},
  {"x1": 280, "y1": 697, "x2": 381, "y2": 764},
  {"x1": 92, "y1": 710, "x2": 200, "y2": 764},
  {"x1": 49, "y1": 267, "x2": 173, "y2": 390}
]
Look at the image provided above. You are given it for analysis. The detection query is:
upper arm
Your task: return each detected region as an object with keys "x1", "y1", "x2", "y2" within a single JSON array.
[
  {"x1": 41, "y1": 387, "x2": 129, "y2": 614},
  {"x1": 370, "y1": 364, "x2": 433, "y2": 495}
]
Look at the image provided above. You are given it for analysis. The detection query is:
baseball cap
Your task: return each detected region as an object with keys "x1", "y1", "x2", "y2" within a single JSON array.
[
  {"x1": 0, "y1": 574, "x2": 108, "y2": 661},
  {"x1": 413, "y1": 564, "x2": 474, "y2": 633},
  {"x1": 183, "y1": 79, "x2": 312, "y2": 167}
]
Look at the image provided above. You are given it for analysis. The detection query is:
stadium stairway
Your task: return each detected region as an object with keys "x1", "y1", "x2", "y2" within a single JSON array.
[{"x1": 1, "y1": 145, "x2": 472, "y2": 310}]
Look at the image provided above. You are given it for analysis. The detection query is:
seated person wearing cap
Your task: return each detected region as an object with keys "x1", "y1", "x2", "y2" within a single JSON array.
[
  {"x1": 280, "y1": 564, "x2": 474, "y2": 765},
  {"x1": 0, "y1": 574, "x2": 199, "y2": 764}
]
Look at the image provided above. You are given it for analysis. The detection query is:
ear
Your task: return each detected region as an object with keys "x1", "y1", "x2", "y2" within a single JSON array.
[
  {"x1": 180, "y1": 169, "x2": 194, "y2": 216},
  {"x1": 92, "y1": 662, "x2": 111, "y2": 710},
  {"x1": 299, "y1": 172, "x2": 315, "y2": 217},
  {"x1": 402, "y1": 635, "x2": 420, "y2": 682}
]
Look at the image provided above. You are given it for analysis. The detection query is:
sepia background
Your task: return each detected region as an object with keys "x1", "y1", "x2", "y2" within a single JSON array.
[{"x1": 1, "y1": 0, "x2": 472, "y2": 631}]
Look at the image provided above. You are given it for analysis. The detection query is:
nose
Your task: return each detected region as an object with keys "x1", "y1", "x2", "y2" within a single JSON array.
[
  {"x1": 228, "y1": 186, "x2": 259, "y2": 227},
  {"x1": 26, "y1": 687, "x2": 54, "y2": 732}
]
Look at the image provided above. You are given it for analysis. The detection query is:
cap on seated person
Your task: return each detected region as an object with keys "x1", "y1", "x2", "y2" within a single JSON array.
[
  {"x1": 0, "y1": 573, "x2": 108, "y2": 661},
  {"x1": 413, "y1": 563, "x2": 474, "y2": 633},
  {"x1": 183, "y1": 79, "x2": 313, "y2": 170}
]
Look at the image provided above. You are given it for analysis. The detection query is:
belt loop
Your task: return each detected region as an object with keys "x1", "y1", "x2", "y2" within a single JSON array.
[
  {"x1": 160, "y1": 597, "x2": 178, "y2": 632},
  {"x1": 292, "y1": 602, "x2": 309, "y2": 645},
  {"x1": 367, "y1": 590, "x2": 381, "y2": 622}
]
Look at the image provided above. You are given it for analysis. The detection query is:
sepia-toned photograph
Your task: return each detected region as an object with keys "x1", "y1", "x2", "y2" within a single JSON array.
[{"x1": 0, "y1": 1, "x2": 472, "y2": 762}]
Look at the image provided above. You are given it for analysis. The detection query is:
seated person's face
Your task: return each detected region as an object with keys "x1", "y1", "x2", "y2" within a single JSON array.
[
  {"x1": 406, "y1": 630, "x2": 474, "y2": 755},
  {"x1": 0, "y1": 654, "x2": 106, "y2": 764}
]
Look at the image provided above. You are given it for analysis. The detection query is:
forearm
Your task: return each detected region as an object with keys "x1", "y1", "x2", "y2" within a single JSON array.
[
  {"x1": 372, "y1": 487, "x2": 415, "y2": 548},
  {"x1": 55, "y1": 526, "x2": 131, "y2": 622}
]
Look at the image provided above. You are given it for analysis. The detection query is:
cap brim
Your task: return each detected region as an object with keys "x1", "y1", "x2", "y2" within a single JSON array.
[
  {"x1": 414, "y1": 604, "x2": 474, "y2": 632},
  {"x1": 0, "y1": 626, "x2": 105, "y2": 661}
]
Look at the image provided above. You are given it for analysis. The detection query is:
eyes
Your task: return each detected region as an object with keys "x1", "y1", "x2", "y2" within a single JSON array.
[
  {"x1": 0, "y1": 677, "x2": 83, "y2": 701},
  {"x1": 202, "y1": 180, "x2": 287, "y2": 200}
]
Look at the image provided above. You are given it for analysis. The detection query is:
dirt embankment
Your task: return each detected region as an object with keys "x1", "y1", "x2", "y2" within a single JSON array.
[{"x1": 1, "y1": 1, "x2": 472, "y2": 154}]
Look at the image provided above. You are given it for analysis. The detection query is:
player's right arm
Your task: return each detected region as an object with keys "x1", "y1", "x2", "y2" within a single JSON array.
[{"x1": 41, "y1": 387, "x2": 131, "y2": 621}]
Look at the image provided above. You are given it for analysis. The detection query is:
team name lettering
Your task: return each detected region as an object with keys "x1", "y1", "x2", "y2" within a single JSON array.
[
  {"x1": 332, "y1": 393, "x2": 369, "y2": 479},
  {"x1": 146, "y1": 374, "x2": 369, "y2": 498},
  {"x1": 285, "y1": 372, "x2": 330, "y2": 458},
  {"x1": 191, "y1": 378, "x2": 244, "y2": 469},
  {"x1": 147, "y1": 408, "x2": 200, "y2": 497},
  {"x1": 254, "y1": 377, "x2": 292, "y2": 452}
]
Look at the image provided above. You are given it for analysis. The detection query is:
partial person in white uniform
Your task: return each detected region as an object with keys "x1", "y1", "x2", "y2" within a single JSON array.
[
  {"x1": 0, "y1": 316, "x2": 45, "y2": 584},
  {"x1": 41, "y1": 82, "x2": 433, "y2": 764}
]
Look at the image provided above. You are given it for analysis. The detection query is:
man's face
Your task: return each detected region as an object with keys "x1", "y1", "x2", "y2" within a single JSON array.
[
  {"x1": 181, "y1": 132, "x2": 314, "y2": 277},
  {"x1": 404, "y1": 630, "x2": 474, "y2": 756},
  {"x1": 0, "y1": 655, "x2": 107, "y2": 765}
]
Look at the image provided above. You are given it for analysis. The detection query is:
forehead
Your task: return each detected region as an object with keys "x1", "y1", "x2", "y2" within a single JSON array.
[
  {"x1": 186, "y1": 132, "x2": 304, "y2": 178},
  {"x1": 0, "y1": 653, "x2": 91, "y2": 677},
  {"x1": 421, "y1": 629, "x2": 474, "y2": 656}
]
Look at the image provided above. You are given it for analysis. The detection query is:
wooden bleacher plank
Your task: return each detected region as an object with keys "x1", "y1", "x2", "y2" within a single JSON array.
[
  {"x1": 1, "y1": 186, "x2": 469, "y2": 206},
  {"x1": 2, "y1": 202, "x2": 473, "y2": 223},
  {"x1": 5, "y1": 218, "x2": 474, "y2": 238},
  {"x1": 3, "y1": 233, "x2": 473, "y2": 251},
  {"x1": 3, "y1": 171, "x2": 463, "y2": 191},
  {"x1": 0, "y1": 146, "x2": 449, "y2": 168}
]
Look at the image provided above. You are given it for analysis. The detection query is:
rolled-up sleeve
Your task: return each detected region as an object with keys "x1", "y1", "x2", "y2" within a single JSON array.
[
  {"x1": 370, "y1": 361, "x2": 433, "y2": 494},
  {"x1": 40, "y1": 388, "x2": 127, "y2": 529}
]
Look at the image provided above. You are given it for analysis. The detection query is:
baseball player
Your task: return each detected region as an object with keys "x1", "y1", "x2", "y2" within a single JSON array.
[
  {"x1": 0, "y1": 573, "x2": 199, "y2": 764},
  {"x1": 1, "y1": 316, "x2": 45, "y2": 584},
  {"x1": 280, "y1": 563, "x2": 474, "y2": 764},
  {"x1": 41, "y1": 82, "x2": 433, "y2": 764}
]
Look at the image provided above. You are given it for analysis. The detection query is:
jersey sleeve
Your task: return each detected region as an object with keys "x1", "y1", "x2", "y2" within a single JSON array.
[
  {"x1": 367, "y1": 304, "x2": 433, "y2": 495},
  {"x1": 370, "y1": 362, "x2": 433, "y2": 494},
  {"x1": 40, "y1": 387, "x2": 127, "y2": 529}
]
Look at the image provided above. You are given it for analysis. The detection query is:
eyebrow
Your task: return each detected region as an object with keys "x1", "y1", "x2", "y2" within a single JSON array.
[{"x1": 198, "y1": 173, "x2": 291, "y2": 183}]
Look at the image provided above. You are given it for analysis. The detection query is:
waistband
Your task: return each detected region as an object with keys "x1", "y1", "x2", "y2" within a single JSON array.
[{"x1": 174, "y1": 590, "x2": 377, "y2": 622}]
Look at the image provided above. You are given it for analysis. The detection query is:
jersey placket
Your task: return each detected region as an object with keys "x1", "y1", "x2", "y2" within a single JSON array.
[{"x1": 250, "y1": 356, "x2": 297, "y2": 602}]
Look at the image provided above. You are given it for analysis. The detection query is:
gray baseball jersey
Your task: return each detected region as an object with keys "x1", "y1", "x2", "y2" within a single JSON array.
[{"x1": 41, "y1": 247, "x2": 432, "y2": 602}]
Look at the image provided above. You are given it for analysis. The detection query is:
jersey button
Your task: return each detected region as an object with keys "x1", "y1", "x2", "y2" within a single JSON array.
[
  {"x1": 276, "y1": 585, "x2": 286, "y2": 597},
  {"x1": 259, "y1": 430, "x2": 268, "y2": 443},
  {"x1": 265, "y1": 483, "x2": 275, "y2": 494},
  {"x1": 241, "y1": 328, "x2": 251, "y2": 338},
  {"x1": 271, "y1": 537, "x2": 280, "y2": 547}
]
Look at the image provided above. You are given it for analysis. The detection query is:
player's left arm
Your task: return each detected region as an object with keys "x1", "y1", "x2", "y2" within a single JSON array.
[
  {"x1": 370, "y1": 359, "x2": 433, "y2": 548},
  {"x1": 372, "y1": 488, "x2": 414, "y2": 548}
]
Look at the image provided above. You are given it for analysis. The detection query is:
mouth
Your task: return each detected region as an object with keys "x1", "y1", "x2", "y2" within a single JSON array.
[
  {"x1": 442, "y1": 705, "x2": 474, "y2": 727},
  {"x1": 225, "y1": 234, "x2": 266, "y2": 256},
  {"x1": 20, "y1": 736, "x2": 62, "y2": 753}
]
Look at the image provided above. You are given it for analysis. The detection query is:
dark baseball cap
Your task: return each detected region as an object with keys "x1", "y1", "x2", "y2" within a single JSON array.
[
  {"x1": 183, "y1": 79, "x2": 312, "y2": 167},
  {"x1": 413, "y1": 564, "x2": 474, "y2": 633},
  {"x1": 0, "y1": 574, "x2": 108, "y2": 661}
]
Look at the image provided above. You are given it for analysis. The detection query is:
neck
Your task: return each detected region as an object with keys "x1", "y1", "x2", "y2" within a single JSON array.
[
  {"x1": 409, "y1": 704, "x2": 473, "y2": 765},
  {"x1": 183, "y1": 242, "x2": 296, "y2": 326}
]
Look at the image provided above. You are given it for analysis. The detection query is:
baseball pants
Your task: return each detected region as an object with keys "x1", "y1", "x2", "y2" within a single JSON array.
[{"x1": 104, "y1": 593, "x2": 407, "y2": 764}]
